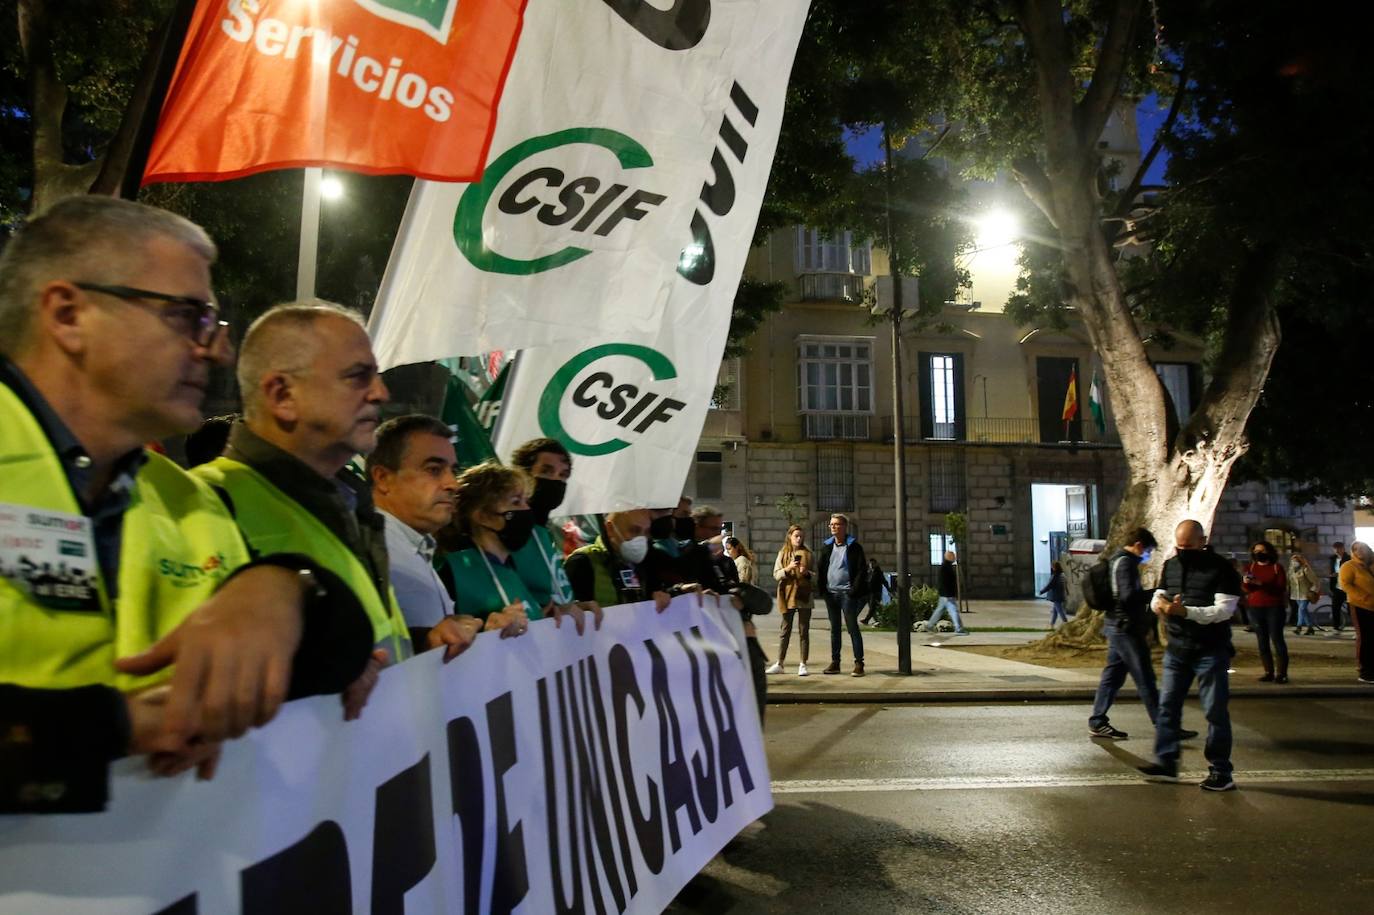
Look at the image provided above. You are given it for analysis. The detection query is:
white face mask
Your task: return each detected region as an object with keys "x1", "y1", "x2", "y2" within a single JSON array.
[{"x1": 618, "y1": 535, "x2": 649, "y2": 564}]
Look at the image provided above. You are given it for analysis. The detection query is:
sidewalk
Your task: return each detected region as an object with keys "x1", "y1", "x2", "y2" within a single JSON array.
[{"x1": 754, "y1": 600, "x2": 1372, "y2": 703}]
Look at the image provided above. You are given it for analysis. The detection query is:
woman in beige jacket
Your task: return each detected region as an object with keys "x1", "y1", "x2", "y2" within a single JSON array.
[{"x1": 767, "y1": 525, "x2": 815, "y2": 676}]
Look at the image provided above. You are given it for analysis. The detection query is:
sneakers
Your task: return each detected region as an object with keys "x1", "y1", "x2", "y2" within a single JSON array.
[
  {"x1": 1358, "y1": 676, "x2": 1374, "y2": 684},
  {"x1": 953, "y1": 629, "x2": 970, "y2": 636},
  {"x1": 822, "y1": 662, "x2": 841, "y2": 675},
  {"x1": 851, "y1": 661, "x2": 865, "y2": 678},
  {"x1": 1179, "y1": 729, "x2": 1199, "y2": 740},
  {"x1": 764, "y1": 662, "x2": 783, "y2": 675},
  {"x1": 1200, "y1": 771, "x2": 1237, "y2": 792},
  {"x1": 1138, "y1": 760, "x2": 1179, "y2": 781},
  {"x1": 1276, "y1": 674, "x2": 1289, "y2": 684},
  {"x1": 798, "y1": 662, "x2": 809, "y2": 677},
  {"x1": 1089, "y1": 723, "x2": 1128, "y2": 740},
  {"x1": 1258, "y1": 672, "x2": 1275, "y2": 682}
]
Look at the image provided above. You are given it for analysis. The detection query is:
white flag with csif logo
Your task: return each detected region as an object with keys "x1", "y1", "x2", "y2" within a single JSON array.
[{"x1": 368, "y1": 0, "x2": 811, "y2": 380}]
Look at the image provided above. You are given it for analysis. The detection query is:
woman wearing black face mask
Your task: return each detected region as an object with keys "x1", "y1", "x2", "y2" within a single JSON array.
[
  {"x1": 1243, "y1": 541, "x2": 1290, "y2": 682},
  {"x1": 436, "y1": 462, "x2": 541, "y2": 638}
]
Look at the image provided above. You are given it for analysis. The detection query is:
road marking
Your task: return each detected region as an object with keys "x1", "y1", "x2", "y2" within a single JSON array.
[{"x1": 771, "y1": 768, "x2": 1374, "y2": 794}]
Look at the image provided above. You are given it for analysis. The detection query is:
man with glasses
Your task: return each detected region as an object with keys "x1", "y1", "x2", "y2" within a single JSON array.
[
  {"x1": 0, "y1": 197, "x2": 374, "y2": 811},
  {"x1": 194, "y1": 301, "x2": 413, "y2": 721}
]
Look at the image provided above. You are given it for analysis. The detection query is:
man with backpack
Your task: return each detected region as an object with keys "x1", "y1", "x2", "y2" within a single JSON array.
[{"x1": 1087, "y1": 528, "x2": 1195, "y2": 743}]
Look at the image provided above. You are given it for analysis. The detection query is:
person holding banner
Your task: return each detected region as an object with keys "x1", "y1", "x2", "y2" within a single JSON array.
[
  {"x1": 195, "y1": 302, "x2": 413, "y2": 720},
  {"x1": 0, "y1": 199, "x2": 375, "y2": 810},
  {"x1": 509, "y1": 436, "x2": 603, "y2": 633},
  {"x1": 368, "y1": 414, "x2": 483, "y2": 661},
  {"x1": 437, "y1": 462, "x2": 538, "y2": 637},
  {"x1": 565, "y1": 509, "x2": 672, "y2": 611}
]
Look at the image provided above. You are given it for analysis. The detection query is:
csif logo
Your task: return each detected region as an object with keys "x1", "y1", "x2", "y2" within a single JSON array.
[
  {"x1": 538, "y1": 344, "x2": 686, "y2": 456},
  {"x1": 453, "y1": 128, "x2": 669, "y2": 276}
]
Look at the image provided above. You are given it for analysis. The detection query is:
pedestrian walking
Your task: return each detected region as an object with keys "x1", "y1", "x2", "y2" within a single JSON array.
[
  {"x1": 1330, "y1": 542, "x2": 1352, "y2": 631},
  {"x1": 1040, "y1": 561, "x2": 1069, "y2": 626},
  {"x1": 767, "y1": 525, "x2": 814, "y2": 676},
  {"x1": 925, "y1": 551, "x2": 967, "y2": 634},
  {"x1": 817, "y1": 514, "x2": 868, "y2": 677},
  {"x1": 1088, "y1": 529, "x2": 1197, "y2": 743},
  {"x1": 1338, "y1": 541, "x2": 1374, "y2": 684},
  {"x1": 1288, "y1": 550, "x2": 1321, "y2": 636},
  {"x1": 1139, "y1": 520, "x2": 1243, "y2": 791},
  {"x1": 859, "y1": 558, "x2": 886, "y2": 625},
  {"x1": 1243, "y1": 541, "x2": 1289, "y2": 683}
]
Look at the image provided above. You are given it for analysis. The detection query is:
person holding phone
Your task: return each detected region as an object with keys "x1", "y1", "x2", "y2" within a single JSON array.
[{"x1": 768, "y1": 526, "x2": 815, "y2": 676}]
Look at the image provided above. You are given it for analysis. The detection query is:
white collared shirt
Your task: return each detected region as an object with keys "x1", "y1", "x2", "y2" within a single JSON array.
[{"x1": 380, "y1": 509, "x2": 451, "y2": 630}]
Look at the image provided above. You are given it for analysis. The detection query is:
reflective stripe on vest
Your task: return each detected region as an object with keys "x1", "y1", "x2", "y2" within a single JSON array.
[
  {"x1": 193, "y1": 457, "x2": 411, "y2": 661},
  {"x1": 0, "y1": 383, "x2": 248, "y2": 690}
]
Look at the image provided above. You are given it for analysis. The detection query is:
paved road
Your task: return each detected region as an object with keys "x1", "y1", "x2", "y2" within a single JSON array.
[{"x1": 670, "y1": 697, "x2": 1374, "y2": 914}]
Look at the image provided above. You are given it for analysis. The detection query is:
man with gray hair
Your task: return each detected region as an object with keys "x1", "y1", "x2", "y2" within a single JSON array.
[
  {"x1": 194, "y1": 301, "x2": 413, "y2": 719},
  {"x1": 0, "y1": 197, "x2": 373, "y2": 811}
]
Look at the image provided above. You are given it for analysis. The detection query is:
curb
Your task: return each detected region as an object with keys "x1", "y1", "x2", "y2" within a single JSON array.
[{"x1": 766, "y1": 685, "x2": 1374, "y2": 705}]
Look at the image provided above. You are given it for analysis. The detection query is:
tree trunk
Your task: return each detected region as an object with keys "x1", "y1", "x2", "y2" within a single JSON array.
[{"x1": 1015, "y1": 0, "x2": 1283, "y2": 649}]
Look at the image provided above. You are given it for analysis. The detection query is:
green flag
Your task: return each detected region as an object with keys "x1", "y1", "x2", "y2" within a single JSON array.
[
  {"x1": 1088, "y1": 370, "x2": 1106, "y2": 435},
  {"x1": 441, "y1": 374, "x2": 497, "y2": 469}
]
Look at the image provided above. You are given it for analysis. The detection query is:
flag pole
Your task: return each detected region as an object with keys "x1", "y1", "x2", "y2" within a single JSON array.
[{"x1": 296, "y1": 168, "x2": 322, "y2": 301}]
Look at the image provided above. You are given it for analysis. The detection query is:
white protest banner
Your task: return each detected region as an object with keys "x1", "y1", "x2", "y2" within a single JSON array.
[
  {"x1": 490, "y1": 4, "x2": 810, "y2": 515},
  {"x1": 368, "y1": 0, "x2": 811, "y2": 365},
  {"x1": 0, "y1": 597, "x2": 770, "y2": 914}
]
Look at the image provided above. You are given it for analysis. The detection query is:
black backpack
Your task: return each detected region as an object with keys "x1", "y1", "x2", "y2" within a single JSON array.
[{"x1": 1083, "y1": 559, "x2": 1114, "y2": 611}]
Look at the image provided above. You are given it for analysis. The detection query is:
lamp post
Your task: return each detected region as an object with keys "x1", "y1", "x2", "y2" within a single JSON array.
[
  {"x1": 296, "y1": 169, "x2": 345, "y2": 301},
  {"x1": 883, "y1": 124, "x2": 914, "y2": 675}
]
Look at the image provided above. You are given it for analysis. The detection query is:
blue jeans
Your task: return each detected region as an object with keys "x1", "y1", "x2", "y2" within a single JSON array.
[
  {"x1": 1089, "y1": 623, "x2": 1158, "y2": 728},
  {"x1": 1155, "y1": 647, "x2": 1232, "y2": 777},
  {"x1": 1050, "y1": 601, "x2": 1069, "y2": 625},
  {"x1": 1295, "y1": 599, "x2": 1312, "y2": 628},
  {"x1": 927, "y1": 595, "x2": 963, "y2": 631},
  {"x1": 824, "y1": 592, "x2": 864, "y2": 664}
]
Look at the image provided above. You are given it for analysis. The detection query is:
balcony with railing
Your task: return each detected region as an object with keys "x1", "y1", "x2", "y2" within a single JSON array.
[
  {"x1": 880, "y1": 416, "x2": 1121, "y2": 446},
  {"x1": 803, "y1": 412, "x2": 872, "y2": 441},
  {"x1": 798, "y1": 272, "x2": 865, "y2": 303}
]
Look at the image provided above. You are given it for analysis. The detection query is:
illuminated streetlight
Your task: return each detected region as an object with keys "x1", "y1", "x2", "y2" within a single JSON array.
[
  {"x1": 975, "y1": 209, "x2": 1020, "y2": 249},
  {"x1": 320, "y1": 175, "x2": 345, "y2": 201}
]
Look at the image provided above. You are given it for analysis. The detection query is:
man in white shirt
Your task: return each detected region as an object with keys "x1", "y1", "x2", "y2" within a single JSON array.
[{"x1": 369, "y1": 415, "x2": 481, "y2": 661}]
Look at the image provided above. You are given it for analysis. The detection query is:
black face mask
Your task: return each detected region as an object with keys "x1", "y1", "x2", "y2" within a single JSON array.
[
  {"x1": 649, "y1": 515, "x2": 675, "y2": 540},
  {"x1": 496, "y1": 509, "x2": 536, "y2": 551},
  {"x1": 528, "y1": 478, "x2": 567, "y2": 525},
  {"x1": 1252, "y1": 552, "x2": 1272, "y2": 563},
  {"x1": 674, "y1": 516, "x2": 696, "y2": 541}
]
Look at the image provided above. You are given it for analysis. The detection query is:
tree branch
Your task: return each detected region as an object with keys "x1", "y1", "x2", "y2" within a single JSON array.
[
  {"x1": 1111, "y1": 66, "x2": 1186, "y2": 222},
  {"x1": 90, "y1": 10, "x2": 171, "y2": 196},
  {"x1": 1010, "y1": 156, "x2": 1058, "y2": 228},
  {"x1": 1015, "y1": 0, "x2": 1080, "y2": 164},
  {"x1": 1076, "y1": 0, "x2": 1146, "y2": 145}
]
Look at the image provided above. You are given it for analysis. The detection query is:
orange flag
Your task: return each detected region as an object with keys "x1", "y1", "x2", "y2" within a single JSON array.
[
  {"x1": 143, "y1": 0, "x2": 525, "y2": 185},
  {"x1": 1061, "y1": 367, "x2": 1079, "y2": 422}
]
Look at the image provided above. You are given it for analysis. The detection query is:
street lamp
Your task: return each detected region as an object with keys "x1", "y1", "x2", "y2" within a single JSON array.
[
  {"x1": 320, "y1": 175, "x2": 345, "y2": 201},
  {"x1": 297, "y1": 170, "x2": 345, "y2": 300}
]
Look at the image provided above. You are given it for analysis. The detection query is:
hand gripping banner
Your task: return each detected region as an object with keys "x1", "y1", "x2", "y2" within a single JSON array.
[{"x1": 0, "y1": 596, "x2": 771, "y2": 914}]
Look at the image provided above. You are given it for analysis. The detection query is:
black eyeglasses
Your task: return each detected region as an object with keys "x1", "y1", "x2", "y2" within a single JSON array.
[{"x1": 75, "y1": 282, "x2": 226, "y2": 347}]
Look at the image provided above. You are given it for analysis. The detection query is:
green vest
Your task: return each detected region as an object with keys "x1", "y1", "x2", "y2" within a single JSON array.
[
  {"x1": 511, "y1": 526, "x2": 572, "y2": 607},
  {"x1": 0, "y1": 383, "x2": 249, "y2": 690},
  {"x1": 440, "y1": 547, "x2": 544, "y2": 621},
  {"x1": 568, "y1": 537, "x2": 623, "y2": 608},
  {"x1": 193, "y1": 457, "x2": 411, "y2": 662}
]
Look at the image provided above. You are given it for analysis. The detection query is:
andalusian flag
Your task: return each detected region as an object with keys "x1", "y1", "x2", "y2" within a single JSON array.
[
  {"x1": 1088, "y1": 370, "x2": 1106, "y2": 435},
  {"x1": 1061, "y1": 367, "x2": 1079, "y2": 422}
]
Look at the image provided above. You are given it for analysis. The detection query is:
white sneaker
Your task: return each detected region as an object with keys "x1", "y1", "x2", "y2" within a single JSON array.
[
  {"x1": 765, "y1": 662, "x2": 783, "y2": 674},
  {"x1": 798, "y1": 662, "x2": 809, "y2": 677}
]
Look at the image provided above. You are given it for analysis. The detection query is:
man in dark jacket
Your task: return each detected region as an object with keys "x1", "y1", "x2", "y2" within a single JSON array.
[
  {"x1": 1139, "y1": 520, "x2": 1244, "y2": 791},
  {"x1": 816, "y1": 514, "x2": 868, "y2": 676},
  {"x1": 1330, "y1": 541, "x2": 1351, "y2": 631},
  {"x1": 1088, "y1": 528, "x2": 1186, "y2": 740}
]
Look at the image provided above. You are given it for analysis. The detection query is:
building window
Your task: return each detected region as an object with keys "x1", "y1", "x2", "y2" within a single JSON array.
[
  {"x1": 694, "y1": 451, "x2": 723, "y2": 501},
  {"x1": 930, "y1": 355, "x2": 958, "y2": 440},
  {"x1": 1264, "y1": 480, "x2": 1293, "y2": 519},
  {"x1": 929, "y1": 530, "x2": 957, "y2": 565},
  {"x1": 711, "y1": 358, "x2": 740, "y2": 410},
  {"x1": 798, "y1": 338, "x2": 873, "y2": 414},
  {"x1": 794, "y1": 227, "x2": 872, "y2": 275},
  {"x1": 1154, "y1": 362, "x2": 1197, "y2": 425},
  {"x1": 928, "y1": 451, "x2": 966, "y2": 513},
  {"x1": 816, "y1": 446, "x2": 855, "y2": 512}
]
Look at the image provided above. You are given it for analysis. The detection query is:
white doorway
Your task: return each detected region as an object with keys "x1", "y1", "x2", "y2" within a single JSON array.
[{"x1": 1031, "y1": 483, "x2": 1094, "y2": 593}]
